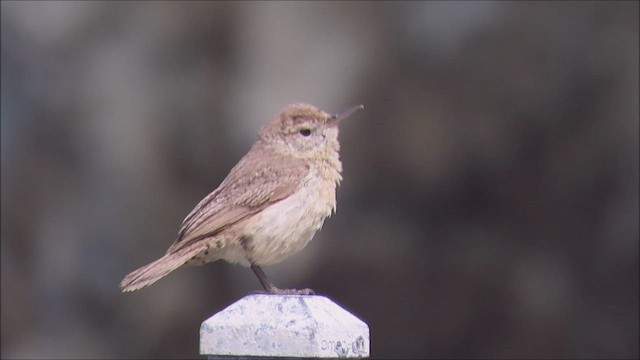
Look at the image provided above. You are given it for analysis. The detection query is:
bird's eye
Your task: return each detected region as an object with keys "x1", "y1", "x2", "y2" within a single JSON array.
[{"x1": 299, "y1": 128, "x2": 311, "y2": 137}]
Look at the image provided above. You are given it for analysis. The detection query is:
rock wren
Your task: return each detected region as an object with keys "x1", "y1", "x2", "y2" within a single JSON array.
[{"x1": 120, "y1": 103, "x2": 363, "y2": 294}]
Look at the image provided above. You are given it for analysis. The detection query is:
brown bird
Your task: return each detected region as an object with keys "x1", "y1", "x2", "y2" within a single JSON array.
[{"x1": 120, "y1": 103, "x2": 363, "y2": 294}]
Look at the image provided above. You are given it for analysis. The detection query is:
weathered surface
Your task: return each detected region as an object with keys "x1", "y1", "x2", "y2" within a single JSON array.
[{"x1": 200, "y1": 295, "x2": 370, "y2": 358}]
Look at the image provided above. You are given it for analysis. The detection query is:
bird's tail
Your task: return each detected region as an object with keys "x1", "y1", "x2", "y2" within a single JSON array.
[{"x1": 120, "y1": 244, "x2": 206, "y2": 292}]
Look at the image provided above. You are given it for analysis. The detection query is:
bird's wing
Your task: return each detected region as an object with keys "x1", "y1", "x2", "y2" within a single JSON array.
[{"x1": 166, "y1": 145, "x2": 310, "y2": 254}]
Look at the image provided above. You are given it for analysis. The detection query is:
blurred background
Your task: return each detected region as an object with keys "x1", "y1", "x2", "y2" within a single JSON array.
[{"x1": 1, "y1": 1, "x2": 638, "y2": 359}]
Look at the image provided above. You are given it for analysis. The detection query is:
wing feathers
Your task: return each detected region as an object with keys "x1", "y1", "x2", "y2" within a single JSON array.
[{"x1": 169, "y1": 145, "x2": 309, "y2": 253}]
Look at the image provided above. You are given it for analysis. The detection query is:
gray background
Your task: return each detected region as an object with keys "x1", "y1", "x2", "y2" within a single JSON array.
[{"x1": 1, "y1": 1, "x2": 638, "y2": 359}]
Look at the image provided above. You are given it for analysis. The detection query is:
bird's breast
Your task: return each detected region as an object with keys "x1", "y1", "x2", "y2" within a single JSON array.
[{"x1": 240, "y1": 168, "x2": 339, "y2": 266}]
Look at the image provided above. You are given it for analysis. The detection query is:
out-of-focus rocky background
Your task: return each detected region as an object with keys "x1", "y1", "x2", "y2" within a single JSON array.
[{"x1": 1, "y1": 1, "x2": 638, "y2": 359}]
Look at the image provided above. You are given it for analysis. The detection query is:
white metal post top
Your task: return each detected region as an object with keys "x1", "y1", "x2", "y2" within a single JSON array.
[{"x1": 200, "y1": 294, "x2": 370, "y2": 358}]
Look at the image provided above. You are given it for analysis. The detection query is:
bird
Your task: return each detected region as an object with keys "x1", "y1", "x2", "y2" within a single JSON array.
[{"x1": 120, "y1": 103, "x2": 363, "y2": 294}]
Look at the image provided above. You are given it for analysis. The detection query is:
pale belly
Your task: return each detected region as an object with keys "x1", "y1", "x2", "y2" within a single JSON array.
[
  {"x1": 237, "y1": 175, "x2": 337, "y2": 266},
  {"x1": 186, "y1": 169, "x2": 339, "y2": 267}
]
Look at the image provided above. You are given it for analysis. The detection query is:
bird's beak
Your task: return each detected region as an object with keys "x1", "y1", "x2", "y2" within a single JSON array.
[{"x1": 328, "y1": 104, "x2": 364, "y2": 126}]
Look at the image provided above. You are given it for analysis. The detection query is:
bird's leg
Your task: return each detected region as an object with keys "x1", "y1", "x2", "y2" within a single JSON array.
[
  {"x1": 250, "y1": 264, "x2": 314, "y2": 295},
  {"x1": 250, "y1": 264, "x2": 276, "y2": 293}
]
